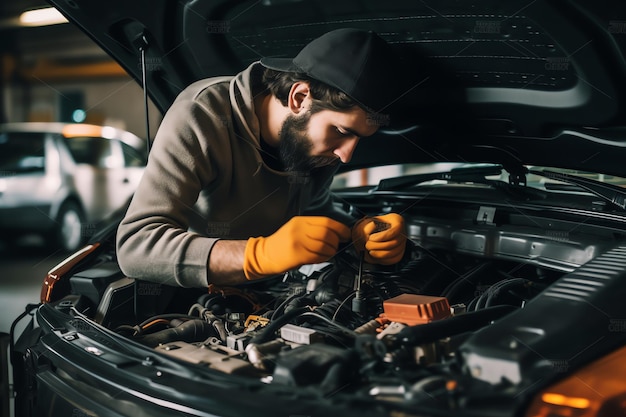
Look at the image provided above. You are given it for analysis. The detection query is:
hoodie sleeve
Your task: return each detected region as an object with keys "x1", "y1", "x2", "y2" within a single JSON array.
[{"x1": 116, "y1": 92, "x2": 223, "y2": 288}]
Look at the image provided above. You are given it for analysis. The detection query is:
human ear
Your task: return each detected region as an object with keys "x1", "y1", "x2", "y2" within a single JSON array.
[{"x1": 287, "y1": 82, "x2": 311, "y2": 114}]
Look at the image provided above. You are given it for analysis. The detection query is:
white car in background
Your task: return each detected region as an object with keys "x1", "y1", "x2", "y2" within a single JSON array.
[{"x1": 0, "y1": 122, "x2": 146, "y2": 252}]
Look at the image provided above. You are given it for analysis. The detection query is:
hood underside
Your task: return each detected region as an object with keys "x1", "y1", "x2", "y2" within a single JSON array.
[{"x1": 48, "y1": 0, "x2": 626, "y2": 176}]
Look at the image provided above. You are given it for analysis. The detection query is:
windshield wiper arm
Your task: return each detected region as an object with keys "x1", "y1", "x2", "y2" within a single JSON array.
[
  {"x1": 373, "y1": 164, "x2": 504, "y2": 192},
  {"x1": 529, "y1": 169, "x2": 626, "y2": 210}
]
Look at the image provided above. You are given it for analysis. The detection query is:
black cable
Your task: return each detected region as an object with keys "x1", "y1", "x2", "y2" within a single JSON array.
[
  {"x1": 270, "y1": 292, "x2": 304, "y2": 321},
  {"x1": 484, "y1": 278, "x2": 526, "y2": 307},
  {"x1": 389, "y1": 305, "x2": 517, "y2": 347},
  {"x1": 9, "y1": 303, "x2": 41, "y2": 366},
  {"x1": 137, "y1": 313, "x2": 198, "y2": 328},
  {"x1": 441, "y1": 262, "x2": 492, "y2": 300},
  {"x1": 299, "y1": 312, "x2": 358, "y2": 337},
  {"x1": 332, "y1": 292, "x2": 356, "y2": 321}
]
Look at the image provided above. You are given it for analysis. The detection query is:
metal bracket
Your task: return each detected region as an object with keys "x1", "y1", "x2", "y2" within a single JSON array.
[{"x1": 477, "y1": 206, "x2": 496, "y2": 225}]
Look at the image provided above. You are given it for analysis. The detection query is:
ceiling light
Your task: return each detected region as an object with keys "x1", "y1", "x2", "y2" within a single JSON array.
[{"x1": 19, "y1": 7, "x2": 68, "y2": 27}]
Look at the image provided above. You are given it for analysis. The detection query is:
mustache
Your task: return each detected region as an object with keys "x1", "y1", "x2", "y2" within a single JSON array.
[{"x1": 308, "y1": 155, "x2": 339, "y2": 169}]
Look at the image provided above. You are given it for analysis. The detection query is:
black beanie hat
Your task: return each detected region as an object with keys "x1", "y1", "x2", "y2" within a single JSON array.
[{"x1": 260, "y1": 28, "x2": 402, "y2": 124}]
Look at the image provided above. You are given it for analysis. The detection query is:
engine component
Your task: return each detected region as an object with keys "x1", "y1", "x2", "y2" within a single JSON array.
[
  {"x1": 94, "y1": 277, "x2": 136, "y2": 327},
  {"x1": 272, "y1": 344, "x2": 358, "y2": 394},
  {"x1": 69, "y1": 262, "x2": 125, "y2": 308},
  {"x1": 155, "y1": 342, "x2": 260, "y2": 376},
  {"x1": 137, "y1": 319, "x2": 216, "y2": 347},
  {"x1": 388, "y1": 305, "x2": 517, "y2": 348},
  {"x1": 244, "y1": 315, "x2": 269, "y2": 331},
  {"x1": 280, "y1": 323, "x2": 323, "y2": 345},
  {"x1": 460, "y1": 246, "x2": 626, "y2": 386},
  {"x1": 227, "y1": 333, "x2": 253, "y2": 351},
  {"x1": 381, "y1": 294, "x2": 451, "y2": 325},
  {"x1": 245, "y1": 339, "x2": 286, "y2": 371}
]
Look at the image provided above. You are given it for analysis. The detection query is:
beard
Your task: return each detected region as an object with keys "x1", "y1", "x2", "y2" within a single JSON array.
[{"x1": 278, "y1": 111, "x2": 338, "y2": 172}]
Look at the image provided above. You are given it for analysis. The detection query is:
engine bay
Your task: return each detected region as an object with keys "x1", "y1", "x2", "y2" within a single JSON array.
[
  {"x1": 16, "y1": 191, "x2": 626, "y2": 417},
  {"x1": 58, "y1": 205, "x2": 626, "y2": 411}
]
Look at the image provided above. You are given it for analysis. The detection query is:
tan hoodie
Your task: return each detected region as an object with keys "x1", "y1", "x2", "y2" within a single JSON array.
[{"x1": 116, "y1": 63, "x2": 352, "y2": 288}]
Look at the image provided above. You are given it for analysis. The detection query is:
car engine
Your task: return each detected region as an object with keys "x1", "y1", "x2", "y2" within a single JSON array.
[
  {"x1": 30, "y1": 197, "x2": 626, "y2": 414},
  {"x1": 91, "y1": 235, "x2": 563, "y2": 404}
]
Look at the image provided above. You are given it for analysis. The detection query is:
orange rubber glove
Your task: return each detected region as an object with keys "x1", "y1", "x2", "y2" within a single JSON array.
[
  {"x1": 352, "y1": 213, "x2": 407, "y2": 265},
  {"x1": 243, "y1": 216, "x2": 351, "y2": 280}
]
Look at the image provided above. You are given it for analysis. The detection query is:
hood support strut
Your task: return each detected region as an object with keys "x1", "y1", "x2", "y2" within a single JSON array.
[{"x1": 133, "y1": 32, "x2": 152, "y2": 155}]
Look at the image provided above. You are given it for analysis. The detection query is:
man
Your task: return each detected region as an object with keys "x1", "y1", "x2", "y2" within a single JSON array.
[{"x1": 116, "y1": 28, "x2": 407, "y2": 288}]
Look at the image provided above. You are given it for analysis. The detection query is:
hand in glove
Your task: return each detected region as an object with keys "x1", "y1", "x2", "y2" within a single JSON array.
[
  {"x1": 243, "y1": 216, "x2": 351, "y2": 280},
  {"x1": 352, "y1": 213, "x2": 407, "y2": 265}
]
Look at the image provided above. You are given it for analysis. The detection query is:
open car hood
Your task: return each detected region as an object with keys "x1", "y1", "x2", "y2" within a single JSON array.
[{"x1": 48, "y1": 0, "x2": 626, "y2": 176}]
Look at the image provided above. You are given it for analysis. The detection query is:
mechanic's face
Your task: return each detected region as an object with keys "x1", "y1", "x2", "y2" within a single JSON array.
[{"x1": 278, "y1": 105, "x2": 378, "y2": 172}]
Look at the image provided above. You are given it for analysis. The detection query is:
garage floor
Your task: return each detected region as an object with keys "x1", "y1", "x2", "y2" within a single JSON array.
[{"x1": 0, "y1": 237, "x2": 67, "y2": 336}]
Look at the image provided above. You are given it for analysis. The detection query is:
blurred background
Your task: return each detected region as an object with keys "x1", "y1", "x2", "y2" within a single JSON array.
[
  {"x1": 0, "y1": 0, "x2": 161, "y2": 344},
  {"x1": 0, "y1": 3, "x2": 164, "y2": 414},
  {"x1": 0, "y1": 0, "x2": 161, "y2": 133}
]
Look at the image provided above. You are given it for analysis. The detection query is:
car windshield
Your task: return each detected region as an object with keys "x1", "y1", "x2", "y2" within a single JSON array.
[
  {"x1": 0, "y1": 132, "x2": 45, "y2": 174},
  {"x1": 63, "y1": 136, "x2": 114, "y2": 168}
]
